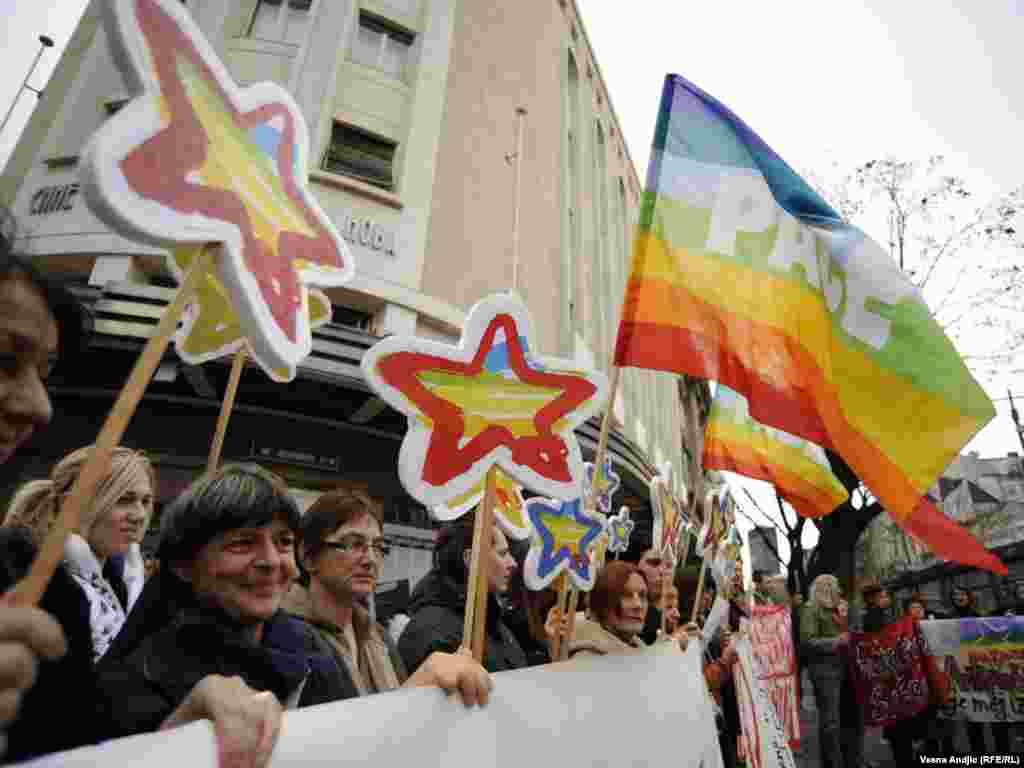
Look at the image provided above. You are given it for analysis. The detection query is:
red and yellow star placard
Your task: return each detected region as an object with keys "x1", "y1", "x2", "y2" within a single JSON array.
[
  {"x1": 361, "y1": 293, "x2": 609, "y2": 508},
  {"x1": 81, "y1": 0, "x2": 353, "y2": 376},
  {"x1": 433, "y1": 468, "x2": 531, "y2": 540},
  {"x1": 651, "y1": 462, "x2": 689, "y2": 564}
]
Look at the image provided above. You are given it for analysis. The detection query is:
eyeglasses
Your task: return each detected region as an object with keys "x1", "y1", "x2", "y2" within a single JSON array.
[{"x1": 321, "y1": 534, "x2": 391, "y2": 559}]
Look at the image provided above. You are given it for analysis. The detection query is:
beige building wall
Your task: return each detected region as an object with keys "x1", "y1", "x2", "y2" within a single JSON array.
[{"x1": 1, "y1": 0, "x2": 694, "y2": 497}]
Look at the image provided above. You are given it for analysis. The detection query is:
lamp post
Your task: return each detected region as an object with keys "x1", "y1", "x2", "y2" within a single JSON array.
[
  {"x1": 0, "y1": 35, "x2": 55, "y2": 138},
  {"x1": 1010, "y1": 390, "x2": 1024, "y2": 454}
]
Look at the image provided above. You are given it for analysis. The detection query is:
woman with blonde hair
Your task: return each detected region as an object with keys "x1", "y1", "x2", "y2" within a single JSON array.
[
  {"x1": 5, "y1": 445, "x2": 155, "y2": 660},
  {"x1": 801, "y1": 573, "x2": 861, "y2": 768}
]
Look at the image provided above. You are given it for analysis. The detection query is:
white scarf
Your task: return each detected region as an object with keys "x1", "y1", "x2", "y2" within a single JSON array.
[{"x1": 64, "y1": 535, "x2": 144, "y2": 661}]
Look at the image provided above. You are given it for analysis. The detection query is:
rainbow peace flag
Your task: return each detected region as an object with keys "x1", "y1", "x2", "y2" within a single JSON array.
[
  {"x1": 704, "y1": 385, "x2": 847, "y2": 519},
  {"x1": 615, "y1": 75, "x2": 1005, "y2": 574}
]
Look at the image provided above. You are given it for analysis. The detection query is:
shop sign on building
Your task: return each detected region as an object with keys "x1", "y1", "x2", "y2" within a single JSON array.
[
  {"x1": 251, "y1": 442, "x2": 341, "y2": 472},
  {"x1": 336, "y1": 209, "x2": 397, "y2": 259}
]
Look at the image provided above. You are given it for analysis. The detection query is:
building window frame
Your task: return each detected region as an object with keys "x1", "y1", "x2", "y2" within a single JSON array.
[
  {"x1": 247, "y1": 0, "x2": 316, "y2": 45},
  {"x1": 349, "y1": 11, "x2": 416, "y2": 82},
  {"x1": 321, "y1": 121, "x2": 398, "y2": 191}
]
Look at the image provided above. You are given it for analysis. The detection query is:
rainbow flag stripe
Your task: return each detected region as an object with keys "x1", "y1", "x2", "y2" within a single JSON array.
[
  {"x1": 704, "y1": 385, "x2": 847, "y2": 519},
  {"x1": 615, "y1": 75, "x2": 1004, "y2": 574}
]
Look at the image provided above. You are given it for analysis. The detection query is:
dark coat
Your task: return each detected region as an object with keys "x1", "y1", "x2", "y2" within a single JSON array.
[
  {"x1": 398, "y1": 569, "x2": 527, "y2": 674},
  {"x1": 0, "y1": 527, "x2": 100, "y2": 761},
  {"x1": 640, "y1": 605, "x2": 663, "y2": 646},
  {"x1": 95, "y1": 603, "x2": 360, "y2": 741}
]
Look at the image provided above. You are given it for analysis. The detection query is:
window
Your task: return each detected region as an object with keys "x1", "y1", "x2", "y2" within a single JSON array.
[
  {"x1": 248, "y1": 0, "x2": 313, "y2": 45},
  {"x1": 322, "y1": 123, "x2": 397, "y2": 190},
  {"x1": 330, "y1": 305, "x2": 372, "y2": 331},
  {"x1": 350, "y1": 12, "x2": 414, "y2": 81}
]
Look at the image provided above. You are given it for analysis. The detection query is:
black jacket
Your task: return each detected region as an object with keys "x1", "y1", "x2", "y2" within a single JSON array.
[
  {"x1": 0, "y1": 527, "x2": 100, "y2": 761},
  {"x1": 399, "y1": 569, "x2": 527, "y2": 674},
  {"x1": 95, "y1": 601, "x2": 359, "y2": 740},
  {"x1": 863, "y1": 605, "x2": 897, "y2": 634},
  {"x1": 640, "y1": 605, "x2": 663, "y2": 646}
]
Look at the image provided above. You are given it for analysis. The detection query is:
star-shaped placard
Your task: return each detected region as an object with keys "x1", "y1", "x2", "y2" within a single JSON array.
[
  {"x1": 696, "y1": 488, "x2": 730, "y2": 558},
  {"x1": 361, "y1": 293, "x2": 609, "y2": 508},
  {"x1": 606, "y1": 505, "x2": 635, "y2": 554},
  {"x1": 524, "y1": 497, "x2": 604, "y2": 591},
  {"x1": 584, "y1": 457, "x2": 621, "y2": 515},
  {"x1": 81, "y1": 0, "x2": 353, "y2": 376},
  {"x1": 432, "y1": 468, "x2": 531, "y2": 541},
  {"x1": 650, "y1": 463, "x2": 688, "y2": 563},
  {"x1": 172, "y1": 245, "x2": 332, "y2": 381}
]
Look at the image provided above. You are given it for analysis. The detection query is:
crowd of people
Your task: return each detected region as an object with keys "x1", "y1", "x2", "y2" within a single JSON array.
[{"x1": 0, "y1": 224, "x2": 1020, "y2": 768}]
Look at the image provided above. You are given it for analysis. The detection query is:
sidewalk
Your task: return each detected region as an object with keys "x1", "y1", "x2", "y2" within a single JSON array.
[{"x1": 792, "y1": 670, "x2": 894, "y2": 768}]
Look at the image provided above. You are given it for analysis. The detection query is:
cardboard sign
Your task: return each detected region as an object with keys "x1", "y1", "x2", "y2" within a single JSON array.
[
  {"x1": 523, "y1": 496, "x2": 604, "y2": 591},
  {"x1": 749, "y1": 605, "x2": 801, "y2": 748},
  {"x1": 361, "y1": 292, "x2": 609, "y2": 508},
  {"x1": 849, "y1": 616, "x2": 929, "y2": 727},
  {"x1": 734, "y1": 635, "x2": 797, "y2": 768},
  {"x1": 650, "y1": 463, "x2": 686, "y2": 563},
  {"x1": 21, "y1": 643, "x2": 720, "y2": 768},
  {"x1": 920, "y1": 617, "x2": 1024, "y2": 723},
  {"x1": 81, "y1": 0, "x2": 353, "y2": 379},
  {"x1": 432, "y1": 468, "x2": 531, "y2": 541}
]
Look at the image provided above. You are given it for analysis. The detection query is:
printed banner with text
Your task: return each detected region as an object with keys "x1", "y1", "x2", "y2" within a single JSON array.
[
  {"x1": 749, "y1": 605, "x2": 801, "y2": 748},
  {"x1": 920, "y1": 617, "x2": 1024, "y2": 723},
  {"x1": 735, "y1": 634, "x2": 797, "y2": 768},
  {"x1": 849, "y1": 616, "x2": 929, "y2": 727}
]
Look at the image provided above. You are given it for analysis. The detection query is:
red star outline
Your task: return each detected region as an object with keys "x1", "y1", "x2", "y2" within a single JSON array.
[
  {"x1": 119, "y1": 0, "x2": 348, "y2": 343},
  {"x1": 376, "y1": 314, "x2": 599, "y2": 489}
]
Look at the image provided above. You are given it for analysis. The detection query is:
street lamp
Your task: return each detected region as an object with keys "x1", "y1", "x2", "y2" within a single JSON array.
[{"x1": 0, "y1": 35, "x2": 55, "y2": 139}]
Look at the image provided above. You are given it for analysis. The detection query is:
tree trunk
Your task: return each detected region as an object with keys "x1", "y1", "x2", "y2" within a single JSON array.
[{"x1": 806, "y1": 499, "x2": 882, "y2": 594}]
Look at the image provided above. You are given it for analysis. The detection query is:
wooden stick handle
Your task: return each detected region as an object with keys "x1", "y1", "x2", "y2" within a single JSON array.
[
  {"x1": 690, "y1": 557, "x2": 708, "y2": 626},
  {"x1": 471, "y1": 468, "x2": 497, "y2": 662},
  {"x1": 590, "y1": 366, "x2": 622, "y2": 489},
  {"x1": 560, "y1": 587, "x2": 580, "y2": 661},
  {"x1": 463, "y1": 468, "x2": 496, "y2": 661},
  {"x1": 551, "y1": 572, "x2": 570, "y2": 660},
  {"x1": 660, "y1": 591, "x2": 668, "y2": 638},
  {"x1": 13, "y1": 243, "x2": 217, "y2": 606},
  {"x1": 207, "y1": 346, "x2": 247, "y2": 472}
]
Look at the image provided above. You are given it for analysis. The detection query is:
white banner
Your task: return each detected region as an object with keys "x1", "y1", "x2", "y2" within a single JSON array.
[
  {"x1": 734, "y1": 635, "x2": 797, "y2": 768},
  {"x1": 22, "y1": 643, "x2": 720, "y2": 767}
]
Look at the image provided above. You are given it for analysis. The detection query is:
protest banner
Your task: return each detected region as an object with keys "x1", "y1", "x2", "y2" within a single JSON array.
[
  {"x1": 749, "y1": 605, "x2": 801, "y2": 748},
  {"x1": 920, "y1": 617, "x2": 1024, "y2": 723},
  {"x1": 849, "y1": 616, "x2": 929, "y2": 727},
  {"x1": 734, "y1": 635, "x2": 797, "y2": 768},
  {"x1": 21, "y1": 644, "x2": 720, "y2": 768}
]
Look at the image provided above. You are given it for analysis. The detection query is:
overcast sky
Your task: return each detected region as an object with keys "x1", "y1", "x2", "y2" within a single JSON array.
[{"x1": 3, "y1": 1, "x2": 1022, "y2": 570}]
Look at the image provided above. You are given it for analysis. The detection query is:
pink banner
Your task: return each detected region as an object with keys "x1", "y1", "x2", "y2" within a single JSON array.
[
  {"x1": 850, "y1": 615, "x2": 929, "y2": 727},
  {"x1": 748, "y1": 605, "x2": 801, "y2": 748}
]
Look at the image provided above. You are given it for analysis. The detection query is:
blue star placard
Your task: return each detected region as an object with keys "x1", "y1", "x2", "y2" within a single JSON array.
[
  {"x1": 584, "y1": 457, "x2": 621, "y2": 515},
  {"x1": 524, "y1": 497, "x2": 604, "y2": 591}
]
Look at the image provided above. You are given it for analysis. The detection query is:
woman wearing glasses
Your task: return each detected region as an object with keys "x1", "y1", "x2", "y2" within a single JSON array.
[{"x1": 287, "y1": 488, "x2": 492, "y2": 703}]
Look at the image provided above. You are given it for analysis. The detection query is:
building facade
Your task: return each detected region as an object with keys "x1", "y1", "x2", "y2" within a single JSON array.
[
  {"x1": 859, "y1": 452, "x2": 1024, "y2": 616},
  {"x1": 1, "y1": 0, "x2": 699, "y2": 593}
]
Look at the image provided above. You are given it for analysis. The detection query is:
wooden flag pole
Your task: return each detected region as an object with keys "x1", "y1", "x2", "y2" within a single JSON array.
[
  {"x1": 13, "y1": 243, "x2": 218, "y2": 606},
  {"x1": 207, "y1": 346, "x2": 247, "y2": 472},
  {"x1": 554, "y1": 364, "x2": 622, "y2": 656},
  {"x1": 462, "y1": 467, "x2": 497, "y2": 661},
  {"x1": 509, "y1": 106, "x2": 527, "y2": 294}
]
